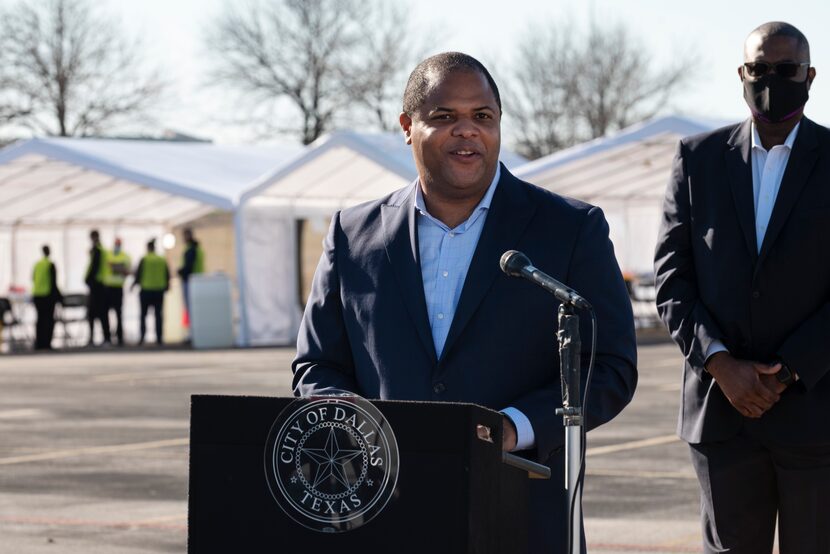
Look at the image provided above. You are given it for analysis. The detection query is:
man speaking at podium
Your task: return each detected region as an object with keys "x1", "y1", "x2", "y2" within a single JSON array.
[{"x1": 293, "y1": 52, "x2": 638, "y2": 552}]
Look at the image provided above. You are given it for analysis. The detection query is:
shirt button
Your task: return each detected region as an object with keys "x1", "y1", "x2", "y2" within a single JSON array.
[
  {"x1": 437, "y1": 313, "x2": 444, "y2": 320},
  {"x1": 442, "y1": 271, "x2": 449, "y2": 278},
  {"x1": 752, "y1": 291, "x2": 761, "y2": 299},
  {"x1": 448, "y1": 232, "x2": 456, "y2": 238},
  {"x1": 433, "y1": 382, "x2": 446, "y2": 394}
]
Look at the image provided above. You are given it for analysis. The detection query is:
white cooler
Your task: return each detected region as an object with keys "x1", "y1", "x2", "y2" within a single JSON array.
[{"x1": 188, "y1": 273, "x2": 234, "y2": 349}]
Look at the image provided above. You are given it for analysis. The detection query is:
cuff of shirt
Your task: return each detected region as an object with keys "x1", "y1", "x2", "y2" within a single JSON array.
[
  {"x1": 705, "y1": 340, "x2": 729, "y2": 365},
  {"x1": 501, "y1": 407, "x2": 535, "y2": 451}
]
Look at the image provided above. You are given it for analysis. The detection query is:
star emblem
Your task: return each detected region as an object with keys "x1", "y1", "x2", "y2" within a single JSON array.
[
  {"x1": 366, "y1": 479, "x2": 374, "y2": 487},
  {"x1": 301, "y1": 427, "x2": 363, "y2": 489}
]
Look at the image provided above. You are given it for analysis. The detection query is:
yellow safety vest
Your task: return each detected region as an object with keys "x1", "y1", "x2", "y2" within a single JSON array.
[
  {"x1": 194, "y1": 245, "x2": 205, "y2": 274},
  {"x1": 105, "y1": 250, "x2": 131, "y2": 288},
  {"x1": 140, "y1": 253, "x2": 168, "y2": 292},
  {"x1": 32, "y1": 257, "x2": 54, "y2": 297},
  {"x1": 183, "y1": 243, "x2": 206, "y2": 275}
]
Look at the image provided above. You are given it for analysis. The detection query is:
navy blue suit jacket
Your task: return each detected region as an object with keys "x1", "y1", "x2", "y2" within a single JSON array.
[
  {"x1": 655, "y1": 117, "x2": 830, "y2": 445},
  {"x1": 293, "y1": 166, "x2": 637, "y2": 550}
]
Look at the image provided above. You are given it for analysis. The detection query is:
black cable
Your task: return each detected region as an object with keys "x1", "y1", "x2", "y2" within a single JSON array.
[{"x1": 565, "y1": 308, "x2": 596, "y2": 554}]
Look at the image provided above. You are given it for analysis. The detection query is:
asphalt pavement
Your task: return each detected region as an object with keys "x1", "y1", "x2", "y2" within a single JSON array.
[{"x1": 0, "y1": 342, "x2": 716, "y2": 553}]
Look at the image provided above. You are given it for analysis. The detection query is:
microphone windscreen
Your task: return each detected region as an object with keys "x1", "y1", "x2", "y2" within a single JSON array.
[{"x1": 500, "y1": 250, "x2": 531, "y2": 276}]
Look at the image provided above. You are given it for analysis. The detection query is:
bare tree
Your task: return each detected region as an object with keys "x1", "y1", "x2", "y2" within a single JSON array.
[
  {"x1": 0, "y1": 0, "x2": 165, "y2": 137},
  {"x1": 507, "y1": 21, "x2": 691, "y2": 159},
  {"x1": 206, "y1": 0, "x2": 421, "y2": 142},
  {"x1": 0, "y1": 79, "x2": 32, "y2": 126},
  {"x1": 504, "y1": 25, "x2": 582, "y2": 160},
  {"x1": 0, "y1": 40, "x2": 33, "y2": 126},
  {"x1": 342, "y1": 2, "x2": 430, "y2": 132},
  {"x1": 575, "y1": 24, "x2": 688, "y2": 138}
]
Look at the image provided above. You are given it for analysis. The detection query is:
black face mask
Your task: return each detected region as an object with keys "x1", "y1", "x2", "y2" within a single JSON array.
[{"x1": 743, "y1": 74, "x2": 809, "y2": 123}]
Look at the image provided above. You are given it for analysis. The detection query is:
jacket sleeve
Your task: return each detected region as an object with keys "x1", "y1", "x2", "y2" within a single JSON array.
[
  {"x1": 777, "y1": 307, "x2": 830, "y2": 389},
  {"x1": 509, "y1": 206, "x2": 638, "y2": 461},
  {"x1": 654, "y1": 140, "x2": 725, "y2": 377},
  {"x1": 292, "y1": 212, "x2": 360, "y2": 396}
]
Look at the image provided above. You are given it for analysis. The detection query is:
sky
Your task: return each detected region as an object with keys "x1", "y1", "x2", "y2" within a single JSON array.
[{"x1": 4, "y1": 0, "x2": 830, "y2": 144}]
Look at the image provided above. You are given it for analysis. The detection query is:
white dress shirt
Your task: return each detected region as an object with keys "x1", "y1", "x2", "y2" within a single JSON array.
[{"x1": 705, "y1": 122, "x2": 801, "y2": 362}]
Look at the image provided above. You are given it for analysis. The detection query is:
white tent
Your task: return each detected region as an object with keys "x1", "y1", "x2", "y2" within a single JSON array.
[
  {"x1": 4, "y1": 118, "x2": 720, "y2": 346},
  {"x1": 515, "y1": 115, "x2": 726, "y2": 275},
  {"x1": 241, "y1": 130, "x2": 528, "y2": 216},
  {"x1": 0, "y1": 137, "x2": 303, "y2": 344},
  {"x1": 237, "y1": 130, "x2": 528, "y2": 345}
]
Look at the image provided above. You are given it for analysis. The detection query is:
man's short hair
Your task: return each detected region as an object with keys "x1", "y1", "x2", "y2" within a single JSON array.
[
  {"x1": 42, "y1": 245, "x2": 50, "y2": 256},
  {"x1": 90, "y1": 229, "x2": 99, "y2": 240},
  {"x1": 747, "y1": 22, "x2": 810, "y2": 61},
  {"x1": 402, "y1": 52, "x2": 502, "y2": 115}
]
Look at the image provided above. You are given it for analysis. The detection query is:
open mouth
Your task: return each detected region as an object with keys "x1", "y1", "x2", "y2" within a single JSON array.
[{"x1": 449, "y1": 149, "x2": 481, "y2": 159}]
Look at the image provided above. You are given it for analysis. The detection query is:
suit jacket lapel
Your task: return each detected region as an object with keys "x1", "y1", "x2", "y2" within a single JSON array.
[
  {"x1": 381, "y1": 182, "x2": 437, "y2": 364},
  {"x1": 756, "y1": 117, "x2": 819, "y2": 268},
  {"x1": 725, "y1": 119, "x2": 758, "y2": 262},
  {"x1": 440, "y1": 166, "x2": 537, "y2": 362}
]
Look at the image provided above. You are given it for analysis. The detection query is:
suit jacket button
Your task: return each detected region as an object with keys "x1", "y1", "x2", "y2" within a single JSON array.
[
  {"x1": 752, "y1": 291, "x2": 760, "y2": 299},
  {"x1": 433, "y1": 382, "x2": 446, "y2": 394}
]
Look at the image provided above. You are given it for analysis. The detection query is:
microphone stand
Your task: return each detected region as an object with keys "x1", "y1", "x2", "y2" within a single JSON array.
[{"x1": 555, "y1": 303, "x2": 583, "y2": 554}]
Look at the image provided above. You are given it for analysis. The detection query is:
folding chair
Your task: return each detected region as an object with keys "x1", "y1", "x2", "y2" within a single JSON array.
[
  {"x1": 56, "y1": 293, "x2": 89, "y2": 348},
  {"x1": 0, "y1": 296, "x2": 32, "y2": 352}
]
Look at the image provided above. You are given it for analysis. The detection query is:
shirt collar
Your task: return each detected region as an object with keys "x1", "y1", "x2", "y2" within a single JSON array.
[
  {"x1": 751, "y1": 121, "x2": 800, "y2": 152},
  {"x1": 414, "y1": 164, "x2": 501, "y2": 230}
]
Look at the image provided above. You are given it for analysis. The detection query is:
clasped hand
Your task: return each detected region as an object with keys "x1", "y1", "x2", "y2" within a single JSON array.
[{"x1": 705, "y1": 352, "x2": 787, "y2": 418}]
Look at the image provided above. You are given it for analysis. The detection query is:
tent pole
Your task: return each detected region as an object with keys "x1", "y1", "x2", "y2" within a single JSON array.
[
  {"x1": 10, "y1": 223, "x2": 17, "y2": 291},
  {"x1": 233, "y1": 208, "x2": 250, "y2": 347},
  {"x1": 63, "y1": 225, "x2": 70, "y2": 291}
]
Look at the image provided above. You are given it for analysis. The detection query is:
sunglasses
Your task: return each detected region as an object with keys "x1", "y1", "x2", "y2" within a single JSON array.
[{"x1": 743, "y1": 61, "x2": 810, "y2": 79}]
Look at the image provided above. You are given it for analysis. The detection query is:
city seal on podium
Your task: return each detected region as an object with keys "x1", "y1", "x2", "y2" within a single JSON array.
[{"x1": 264, "y1": 396, "x2": 400, "y2": 533}]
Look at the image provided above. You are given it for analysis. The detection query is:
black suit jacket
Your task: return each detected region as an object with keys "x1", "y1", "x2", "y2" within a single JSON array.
[
  {"x1": 293, "y1": 166, "x2": 637, "y2": 550},
  {"x1": 655, "y1": 117, "x2": 830, "y2": 445}
]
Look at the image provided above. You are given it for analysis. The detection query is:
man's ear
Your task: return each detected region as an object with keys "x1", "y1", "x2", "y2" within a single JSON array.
[
  {"x1": 807, "y1": 66, "x2": 817, "y2": 90},
  {"x1": 399, "y1": 112, "x2": 413, "y2": 145},
  {"x1": 737, "y1": 65, "x2": 745, "y2": 82}
]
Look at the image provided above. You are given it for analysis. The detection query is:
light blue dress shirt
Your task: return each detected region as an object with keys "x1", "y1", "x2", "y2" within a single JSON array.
[
  {"x1": 415, "y1": 167, "x2": 500, "y2": 358},
  {"x1": 415, "y1": 166, "x2": 535, "y2": 450},
  {"x1": 705, "y1": 122, "x2": 801, "y2": 362}
]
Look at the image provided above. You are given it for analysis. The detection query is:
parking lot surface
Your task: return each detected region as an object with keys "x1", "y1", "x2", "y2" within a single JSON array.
[{"x1": 0, "y1": 342, "x2": 710, "y2": 553}]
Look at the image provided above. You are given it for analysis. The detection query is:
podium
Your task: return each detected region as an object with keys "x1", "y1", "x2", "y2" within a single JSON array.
[{"x1": 189, "y1": 395, "x2": 540, "y2": 553}]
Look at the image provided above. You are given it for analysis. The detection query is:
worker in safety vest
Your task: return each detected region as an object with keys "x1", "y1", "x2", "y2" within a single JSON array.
[
  {"x1": 177, "y1": 227, "x2": 205, "y2": 321},
  {"x1": 84, "y1": 229, "x2": 111, "y2": 346},
  {"x1": 104, "y1": 237, "x2": 131, "y2": 346},
  {"x1": 32, "y1": 245, "x2": 61, "y2": 350},
  {"x1": 132, "y1": 239, "x2": 170, "y2": 345}
]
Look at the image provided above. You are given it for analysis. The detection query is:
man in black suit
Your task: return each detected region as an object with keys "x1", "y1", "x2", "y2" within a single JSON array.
[
  {"x1": 294, "y1": 52, "x2": 638, "y2": 552},
  {"x1": 655, "y1": 21, "x2": 830, "y2": 554}
]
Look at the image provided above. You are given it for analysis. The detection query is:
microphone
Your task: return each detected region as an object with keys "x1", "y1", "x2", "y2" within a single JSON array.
[{"x1": 500, "y1": 250, "x2": 591, "y2": 309}]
